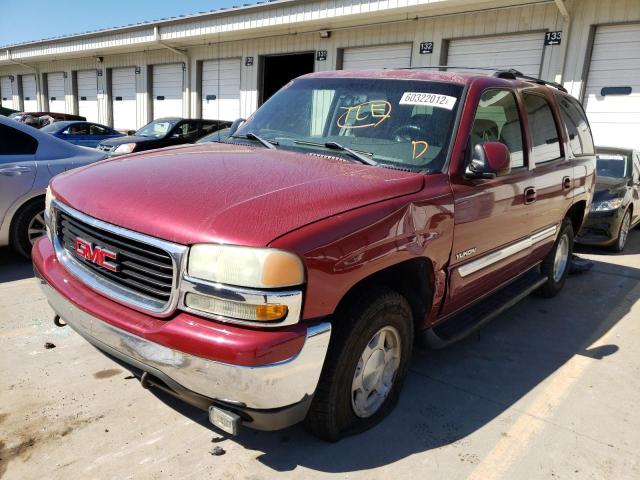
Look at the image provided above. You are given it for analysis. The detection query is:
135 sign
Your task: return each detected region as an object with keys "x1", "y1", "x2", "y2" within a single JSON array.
[{"x1": 544, "y1": 31, "x2": 562, "y2": 45}]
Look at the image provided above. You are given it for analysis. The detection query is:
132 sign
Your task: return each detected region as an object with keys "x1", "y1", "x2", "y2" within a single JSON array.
[
  {"x1": 419, "y1": 42, "x2": 434, "y2": 54},
  {"x1": 544, "y1": 31, "x2": 562, "y2": 45}
]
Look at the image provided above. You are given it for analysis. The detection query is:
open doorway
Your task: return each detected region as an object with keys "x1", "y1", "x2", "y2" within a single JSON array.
[{"x1": 259, "y1": 52, "x2": 315, "y2": 105}]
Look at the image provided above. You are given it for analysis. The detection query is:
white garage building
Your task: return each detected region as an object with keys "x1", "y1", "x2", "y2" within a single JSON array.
[{"x1": 0, "y1": 0, "x2": 638, "y2": 149}]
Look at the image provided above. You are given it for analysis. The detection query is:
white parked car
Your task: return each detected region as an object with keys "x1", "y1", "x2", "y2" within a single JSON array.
[{"x1": 0, "y1": 115, "x2": 106, "y2": 257}]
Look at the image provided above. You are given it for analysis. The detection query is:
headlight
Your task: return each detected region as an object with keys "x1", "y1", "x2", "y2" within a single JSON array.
[
  {"x1": 45, "y1": 185, "x2": 53, "y2": 217},
  {"x1": 113, "y1": 143, "x2": 137, "y2": 154},
  {"x1": 591, "y1": 198, "x2": 623, "y2": 212},
  {"x1": 44, "y1": 186, "x2": 54, "y2": 241},
  {"x1": 188, "y1": 244, "x2": 305, "y2": 289}
]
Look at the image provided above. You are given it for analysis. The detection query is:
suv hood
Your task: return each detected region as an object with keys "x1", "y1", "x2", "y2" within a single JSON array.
[{"x1": 51, "y1": 143, "x2": 424, "y2": 246}]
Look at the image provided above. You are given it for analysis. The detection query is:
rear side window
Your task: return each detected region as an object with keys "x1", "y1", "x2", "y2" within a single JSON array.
[
  {"x1": 556, "y1": 95, "x2": 595, "y2": 156},
  {"x1": 471, "y1": 89, "x2": 525, "y2": 168},
  {"x1": 523, "y1": 93, "x2": 562, "y2": 164},
  {"x1": 0, "y1": 124, "x2": 38, "y2": 155},
  {"x1": 89, "y1": 124, "x2": 110, "y2": 135}
]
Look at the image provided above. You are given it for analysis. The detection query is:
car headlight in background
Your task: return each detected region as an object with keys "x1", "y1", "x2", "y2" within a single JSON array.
[
  {"x1": 591, "y1": 198, "x2": 623, "y2": 212},
  {"x1": 188, "y1": 244, "x2": 304, "y2": 289},
  {"x1": 113, "y1": 143, "x2": 137, "y2": 155}
]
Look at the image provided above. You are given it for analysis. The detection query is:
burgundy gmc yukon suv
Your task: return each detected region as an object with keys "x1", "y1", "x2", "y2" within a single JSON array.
[{"x1": 33, "y1": 69, "x2": 596, "y2": 441}]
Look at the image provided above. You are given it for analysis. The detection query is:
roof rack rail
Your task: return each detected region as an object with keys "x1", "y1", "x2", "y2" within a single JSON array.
[{"x1": 493, "y1": 69, "x2": 567, "y2": 93}]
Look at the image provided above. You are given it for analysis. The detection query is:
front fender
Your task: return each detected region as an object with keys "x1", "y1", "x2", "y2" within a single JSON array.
[{"x1": 270, "y1": 174, "x2": 454, "y2": 321}]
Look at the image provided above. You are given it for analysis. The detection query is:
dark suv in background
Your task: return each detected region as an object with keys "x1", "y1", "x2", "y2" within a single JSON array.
[{"x1": 97, "y1": 117, "x2": 231, "y2": 155}]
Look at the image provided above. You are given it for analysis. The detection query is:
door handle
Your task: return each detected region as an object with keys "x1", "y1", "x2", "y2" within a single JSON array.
[
  {"x1": 562, "y1": 176, "x2": 572, "y2": 190},
  {"x1": 0, "y1": 166, "x2": 33, "y2": 176},
  {"x1": 524, "y1": 186, "x2": 537, "y2": 205}
]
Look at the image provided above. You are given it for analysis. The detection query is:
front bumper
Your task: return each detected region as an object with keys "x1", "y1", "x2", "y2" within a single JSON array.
[
  {"x1": 576, "y1": 208, "x2": 624, "y2": 246},
  {"x1": 34, "y1": 239, "x2": 331, "y2": 430}
]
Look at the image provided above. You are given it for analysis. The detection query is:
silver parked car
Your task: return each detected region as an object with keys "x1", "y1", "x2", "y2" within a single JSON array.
[{"x1": 0, "y1": 116, "x2": 106, "y2": 257}]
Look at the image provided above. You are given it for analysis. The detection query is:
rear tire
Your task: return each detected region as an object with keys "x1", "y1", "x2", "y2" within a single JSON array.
[
  {"x1": 537, "y1": 218, "x2": 574, "y2": 298},
  {"x1": 10, "y1": 199, "x2": 46, "y2": 259},
  {"x1": 304, "y1": 286, "x2": 414, "y2": 441}
]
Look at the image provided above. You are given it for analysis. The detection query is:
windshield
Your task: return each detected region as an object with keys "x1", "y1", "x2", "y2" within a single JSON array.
[
  {"x1": 235, "y1": 78, "x2": 464, "y2": 171},
  {"x1": 136, "y1": 119, "x2": 179, "y2": 138},
  {"x1": 596, "y1": 152, "x2": 629, "y2": 178}
]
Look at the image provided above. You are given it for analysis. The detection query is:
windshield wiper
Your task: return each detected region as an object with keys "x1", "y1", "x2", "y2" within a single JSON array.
[
  {"x1": 292, "y1": 140, "x2": 377, "y2": 166},
  {"x1": 232, "y1": 132, "x2": 277, "y2": 149}
]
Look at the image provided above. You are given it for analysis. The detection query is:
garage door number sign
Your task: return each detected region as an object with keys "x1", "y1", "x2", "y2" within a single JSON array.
[
  {"x1": 399, "y1": 92, "x2": 457, "y2": 110},
  {"x1": 544, "y1": 31, "x2": 562, "y2": 45}
]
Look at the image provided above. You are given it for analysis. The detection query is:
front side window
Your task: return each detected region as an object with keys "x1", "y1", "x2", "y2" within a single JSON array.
[
  {"x1": 470, "y1": 89, "x2": 525, "y2": 168},
  {"x1": 523, "y1": 93, "x2": 562, "y2": 164},
  {"x1": 174, "y1": 121, "x2": 200, "y2": 138},
  {"x1": 0, "y1": 124, "x2": 38, "y2": 156},
  {"x1": 596, "y1": 150, "x2": 630, "y2": 178},
  {"x1": 556, "y1": 94, "x2": 594, "y2": 156},
  {"x1": 235, "y1": 78, "x2": 464, "y2": 171}
]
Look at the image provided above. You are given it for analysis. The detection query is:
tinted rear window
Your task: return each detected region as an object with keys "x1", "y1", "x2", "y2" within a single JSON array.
[
  {"x1": 0, "y1": 124, "x2": 38, "y2": 155},
  {"x1": 556, "y1": 95, "x2": 594, "y2": 156}
]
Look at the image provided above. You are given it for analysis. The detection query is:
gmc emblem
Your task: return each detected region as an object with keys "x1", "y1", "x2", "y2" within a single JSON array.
[{"x1": 74, "y1": 238, "x2": 118, "y2": 272}]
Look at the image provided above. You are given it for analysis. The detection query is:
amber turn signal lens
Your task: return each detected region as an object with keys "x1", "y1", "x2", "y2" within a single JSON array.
[
  {"x1": 185, "y1": 292, "x2": 288, "y2": 322},
  {"x1": 255, "y1": 304, "x2": 288, "y2": 321}
]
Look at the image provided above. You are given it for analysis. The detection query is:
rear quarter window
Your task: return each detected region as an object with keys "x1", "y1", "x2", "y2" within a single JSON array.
[
  {"x1": 0, "y1": 124, "x2": 38, "y2": 156},
  {"x1": 556, "y1": 94, "x2": 595, "y2": 156}
]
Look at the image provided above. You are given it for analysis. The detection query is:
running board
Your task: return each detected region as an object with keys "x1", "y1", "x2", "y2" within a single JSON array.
[{"x1": 424, "y1": 269, "x2": 548, "y2": 349}]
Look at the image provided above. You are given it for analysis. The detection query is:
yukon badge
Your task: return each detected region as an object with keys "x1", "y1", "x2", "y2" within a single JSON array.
[{"x1": 456, "y1": 247, "x2": 477, "y2": 261}]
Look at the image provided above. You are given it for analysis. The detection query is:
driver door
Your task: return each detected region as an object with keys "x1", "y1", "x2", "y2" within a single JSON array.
[{"x1": 443, "y1": 88, "x2": 536, "y2": 316}]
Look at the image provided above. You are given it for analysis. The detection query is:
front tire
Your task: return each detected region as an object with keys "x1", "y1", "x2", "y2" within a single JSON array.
[
  {"x1": 537, "y1": 218, "x2": 574, "y2": 298},
  {"x1": 10, "y1": 199, "x2": 46, "y2": 259},
  {"x1": 610, "y1": 209, "x2": 631, "y2": 253},
  {"x1": 305, "y1": 286, "x2": 414, "y2": 441}
]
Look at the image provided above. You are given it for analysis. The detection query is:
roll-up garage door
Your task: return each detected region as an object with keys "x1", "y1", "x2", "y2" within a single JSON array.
[
  {"x1": 342, "y1": 44, "x2": 412, "y2": 70},
  {"x1": 583, "y1": 23, "x2": 640, "y2": 150},
  {"x1": 77, "y1": 70, "x2": 98, "y2": 123},
  {"x1": 447, "y1": 32, "x2": 544, "y2": 76},
  {"x1": 22, "y1": 74, "x2": 38, "y2": 111},
  {"x1": 47, "y1": 72, "x2": 66, "y2": 113},
  {"x1": 1, "y1": 77, "x2": 14, "y2": 110},
  {"x1": 152, "y1": 63, "x2": 183, "y2": 119},
  {"x1": 201, "y1": 59, "x2": 241, "y2": 121},
  {"x1": 111, "y1": 67, "x2": 136, "y2": 131}
]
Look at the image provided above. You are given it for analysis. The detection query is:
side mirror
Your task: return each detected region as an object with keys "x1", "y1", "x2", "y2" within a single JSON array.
[
  {"x1": 465, "y1": 142, "x2": 511, "y2": 179},
  {"x1": 228, "y1": 118, "x2": 246, "y2": 137},
  {"x1": 127, "y1": 130, "x2": 136, "y2": 136}
]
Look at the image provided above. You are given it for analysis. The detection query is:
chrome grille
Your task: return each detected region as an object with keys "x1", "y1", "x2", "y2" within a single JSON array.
[{"x1": 51, "y1": 201, "x2": 187, "y2": 316}]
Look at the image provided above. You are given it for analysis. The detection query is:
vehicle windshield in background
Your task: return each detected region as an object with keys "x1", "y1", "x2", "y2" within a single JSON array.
[
  {"x1": 136, "y1": 119, "x2": 179, "y2": 138},
  {"x1": 596, "y1": 152, "x2": 629, "y2": 178},
  {"x1": 40, "y1": 123, "x2": 59, "y2": 133},
  {"x1": 235, "y1": 78, "x2": 464, "y2": 171}
]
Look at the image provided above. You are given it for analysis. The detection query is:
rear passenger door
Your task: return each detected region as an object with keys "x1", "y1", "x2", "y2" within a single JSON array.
[
  {"x1": 445, "y1": 88, "x2": 535, "y2": 315},
  {"x1": 522, "y1": 91, "x2": 574, "y2": 241}
]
